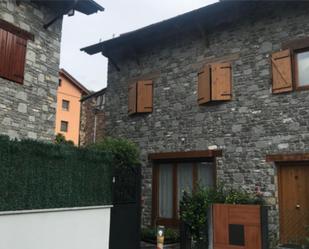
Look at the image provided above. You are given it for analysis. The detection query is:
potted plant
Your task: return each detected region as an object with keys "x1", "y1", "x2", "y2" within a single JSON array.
[{"x1": 179, "y1": 185, "x2": 266, "y2": 249}]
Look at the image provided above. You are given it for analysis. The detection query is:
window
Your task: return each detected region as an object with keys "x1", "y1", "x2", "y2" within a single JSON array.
[
  {"x1": 198, "y1": 63, "x2": 232, "y2": 105},
  {"x1": 62, "y1": 100, "x2": 69, "y2": 111},
  {"x1": 128, "y1": 80, "x2": 153, "y2": 115},
  {"x1": 60, "y1": 121, "x2": 68, "y2": 132},
  {"x1": 272, "y1": 45, "x2": 309, "y2": 93},
  {"x1": 58, "y1": 79, "x2": 62, "y2": 87},
  {"x1": 95, "y1": 94, "x2": 105, "y2": 110},
  {"x1": 153, "y1": 161, "x2": 214, "y2": 226},
  {"x1": 295, "y1": 49, "x2": 309, "y2": 88},
  {"x1": 0, "y1": 20, "x2": 33, "y2": 84}
]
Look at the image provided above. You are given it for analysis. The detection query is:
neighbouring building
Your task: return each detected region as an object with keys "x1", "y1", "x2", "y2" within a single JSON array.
[
  {"x1": 55, "y1": 69, "x2": 90, "y2": 145},
  {"x1": 82, "y1": 1, "x2": 309, "y2": 248},
  {"x1": 79, "y1": 88, "x2": 106, "y2": 146},
  {"x1": 0, "y1": 0, "x2": 103, "y2": 141}
]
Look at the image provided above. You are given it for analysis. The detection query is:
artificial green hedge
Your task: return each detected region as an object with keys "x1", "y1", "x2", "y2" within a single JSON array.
[{"x1": 0, "y1": 135, "x2": 112, "y2": 211}]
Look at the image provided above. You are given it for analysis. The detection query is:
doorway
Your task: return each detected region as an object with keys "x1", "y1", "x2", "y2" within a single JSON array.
[{"x1": 278, "y1": 162, "x2": 309, "y2": 246}]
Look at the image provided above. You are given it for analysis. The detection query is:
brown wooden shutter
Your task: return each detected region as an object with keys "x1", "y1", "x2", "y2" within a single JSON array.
[
  {"x1": 211, "y1": 63, "x2": 232, "y2": 101},
  {"x1": 0, "y1": 29, "x2": 9, "y2": 79},
  {"x1": 128, "y1": 82, "x2": 137, "y2": 115},
  {"x1": 0, "y1": 28, "x2": 27, "y2": 84},
  {"x1": 137, "y1": 80, "x2": 153, "y2": 113},
  {"x1": 197, "y1": 65, "x2": 211, "y2": 105},
  {"x1": 9, "y1": 35, "x2": 27, "y2": 84},
  {"x1": 271, "y1": 49, "x2": 293, "y2": 94}
]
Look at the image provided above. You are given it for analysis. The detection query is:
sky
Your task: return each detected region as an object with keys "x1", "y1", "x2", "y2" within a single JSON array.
[{"x1": 60, "y1": 0, "x2": 218, "y2": 92}]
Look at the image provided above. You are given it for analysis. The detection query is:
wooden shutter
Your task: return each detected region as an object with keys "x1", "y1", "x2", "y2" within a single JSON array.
[
  {"x1": 0, "y1": 29, "x2": 9, "y2": 79},
  {"x1": 197, "y1": 65, "x2": 211, "y2": 105},
  {"x1": 271, "y1": 49, "x2": 293, "y2": 93},
  {"x1": 0, "y1": 28, "x2": 27, "y2": 84},
  {"x1": 128, "y1": 82, "x2": 137, "y2": 115},
  {"x1": 9, "y1": 35, "x2": 27, "y2": 84},
  {"x1": 211, "y1": 63, "x2": 232, "y2": 101},
  {"x1": 137, "y1": 80, "x2": 153, "y2": 113}
]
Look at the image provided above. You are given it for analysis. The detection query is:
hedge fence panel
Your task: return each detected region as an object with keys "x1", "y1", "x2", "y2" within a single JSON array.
[{"x1": 0, "y1": 136, "x2": 112, "y2": 211}]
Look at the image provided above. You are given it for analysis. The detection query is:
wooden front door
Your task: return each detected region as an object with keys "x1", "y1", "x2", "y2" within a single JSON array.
[{"x1": 278, "y1": 163, "x2": 309, "y2": 245}]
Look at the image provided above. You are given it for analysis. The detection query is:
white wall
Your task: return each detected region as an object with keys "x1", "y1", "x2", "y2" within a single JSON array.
[{"x1": 0, "y1": 206, "x2": 112, "y2": 249}]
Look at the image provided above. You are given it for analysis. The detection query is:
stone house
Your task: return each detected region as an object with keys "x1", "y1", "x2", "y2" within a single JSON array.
[
  {"x1": 82, "y1": 1, "x2": 309, "y2": 247},
  {"x1": 0, "y1": 0, "x2": 103, "y2": 141},
  {"x1": 79, "y1": 88, "x2": 106, "y2": 146}
]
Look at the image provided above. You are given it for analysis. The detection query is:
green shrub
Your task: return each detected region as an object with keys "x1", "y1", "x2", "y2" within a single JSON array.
[
  {"x1": 180, "y1": 185, "x2": 264, "y2": 248},
  {"x1": 141, "y1": 227, "x2": 179, "y2": 244},
  {"x1": 0, "y1": 135, "x2": 112, "y2": 211},
  {"x1": 89, "y1": 137, "x2": 141, "y2": 203},
  {"x1": 54, "y1": 133, "x2": 74, "y2": 146},
  {"x1": 89, "y1": 137, "x2": 140, "y2": 168}
]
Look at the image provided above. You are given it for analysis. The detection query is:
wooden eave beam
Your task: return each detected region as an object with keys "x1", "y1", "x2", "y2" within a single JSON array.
[
  {"x1": 149, "y1": 150, "x2": 222, "y2": 161},
  {"x1": 266, "y1": 153, "x2": 309, "y2": 162}
]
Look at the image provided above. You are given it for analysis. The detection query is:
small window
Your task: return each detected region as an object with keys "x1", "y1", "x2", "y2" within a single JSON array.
[
  {"x1": 198, "y1": 63, "x2": 232, "y2": 104},
  {"x1": 295, "y1": 49, "x2": 309, "y2": 88},
  {"x1": 58, "y1": 79, "x2": 62, "y2": 87},
  {"x1": 60, "y1": 121, "x2": 68, "y2": 132},
  {"x1": 128, "y1": 80, "x2": 153, "y2": 115},
  {"x1": 62, "y1": 100, "x2": 69, "y2": 111},
  {"x1": 96, "y1": 94, "x2": 105, "y2": 110}
]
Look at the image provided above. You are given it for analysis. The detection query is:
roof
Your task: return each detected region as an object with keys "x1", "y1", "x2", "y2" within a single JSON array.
[
  {"x1": 59, "y1": 69, "x2": 90, "y2": 95},
  {"x1": 32, "y1": 0, "x2": 104, "y2": 15},
  {"x1": 81, "y1": 1, "x2": 303, "y2": 59},
  {"x1": 81, "y1": 87, "x2": 106, "y2": 102},
  {"x1": 80, "y1": 1, "x2": 247, "y2": 57}
]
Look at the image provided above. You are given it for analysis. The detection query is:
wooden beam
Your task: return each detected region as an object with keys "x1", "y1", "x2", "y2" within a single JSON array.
[
  {"x1": 0, "y1": 19, "x2": 34, "y2": 41},
  {"x1": 266, "y1": 153, "x2": 309, "y2": 162},
  {"x1": 149, "y1": 150, "x2": 222, "y2": 161},
  {"x1": 282, "y1": 36, "x2": 309, "y2": 51}
]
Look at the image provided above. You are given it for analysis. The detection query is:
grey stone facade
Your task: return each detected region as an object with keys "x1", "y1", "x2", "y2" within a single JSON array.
[
  {"x1": 0, "y1": 1, "x2": 62, "y2": 141},
  {"x1": 103, "y1": 2, "x2": 309, "y2": 247}
]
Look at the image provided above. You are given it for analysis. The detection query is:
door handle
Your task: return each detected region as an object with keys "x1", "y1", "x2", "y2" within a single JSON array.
[{"x1": 296, "y1": 204, "x2": 300, "y2": 209}]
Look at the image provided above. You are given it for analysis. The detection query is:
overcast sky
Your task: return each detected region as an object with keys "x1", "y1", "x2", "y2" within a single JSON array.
[{"x1": 60, "y1": 0, "x2": 218, "y2": 92}]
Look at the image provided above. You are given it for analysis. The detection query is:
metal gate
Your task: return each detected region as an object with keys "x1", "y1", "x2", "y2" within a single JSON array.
[{"x1": 109, "y1": 164, "x2": 141, "y2": 249}]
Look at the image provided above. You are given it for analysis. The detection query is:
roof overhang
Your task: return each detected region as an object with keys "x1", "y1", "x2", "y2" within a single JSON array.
[
  {"x1": 31, "y1": 0, "x2": 104, "y2": 15},
  {"x1": 81, "y1": 1, "x2": 305, "y2": 64},
  {"x1": 26, "y1": 0, "x2": 104, "y2": 29},
  {"x1": 81, "y1": 88, "x2": 106, "y2": 102}
]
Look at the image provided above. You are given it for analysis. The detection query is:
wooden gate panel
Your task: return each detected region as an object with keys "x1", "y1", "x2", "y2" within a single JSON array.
[
  {"x1": 213, "y1": 204, "x2": 229, "y2": 245},
  {"x1": 213, "y1": 204, "x2": 264, "y2": 249}
]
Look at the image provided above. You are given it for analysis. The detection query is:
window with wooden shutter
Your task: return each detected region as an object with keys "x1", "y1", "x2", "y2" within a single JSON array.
[
  {"x1": 198, "y1": 65, "x2": 211, "y2": 105},
  {"x1": 271, "y1": 49, "x2": 293, "y2": 94},
  {"x1": 211, "y1": 63, "x2": 232, "y2": 101},
  {"x1": 128, "y1": 80, "x2": 153, "y2": 115},
  {"x1": 137, "y1": 80, "x2": 153, "y2": 113},
  {"x1": 128, "y1": 82, "x2": 137, "y2": 115},
  {"x1": 0, "y1": 20, "x2": 33, "y2": 85},
  {"x1": 198, "y1": 63, "x2": 232, "y2": 104}
]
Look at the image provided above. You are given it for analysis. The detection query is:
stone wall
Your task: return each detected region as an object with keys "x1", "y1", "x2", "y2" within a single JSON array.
[
  {"x1": 0, "y1": 1, "x2": 62, "y2": 141},
  {"x1": 104, "y1": 3, "x2": 309, "y2": 247},
  {"x1": 80, "y1": 96, "x2": 105, "y2": 146}
]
